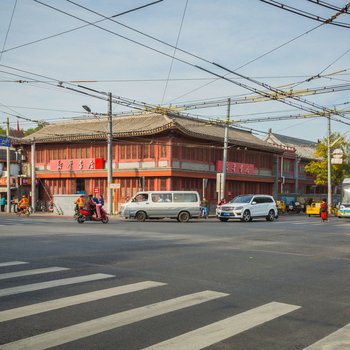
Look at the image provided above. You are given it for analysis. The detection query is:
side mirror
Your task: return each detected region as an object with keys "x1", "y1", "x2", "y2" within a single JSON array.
[{"x1": 251, "y1": 201, "x2": 256, "y2": 205}]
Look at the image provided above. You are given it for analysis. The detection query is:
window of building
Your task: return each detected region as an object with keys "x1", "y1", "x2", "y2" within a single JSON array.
[
  {"x1": 132, "y1": 144, "x2": 137, "y2": 158},
  {"x1": 283, "y1": 159, "x2": 294, "y2": 173},
  {"x1": 172, "y1": 145, "x2": 179, "y2": 159},
  {"x1": 160, "y1": 144, "x2": 167, "y2": 158},
  {"x1": 160, "y1": 178, "x2": 167, "y2": 190},
  {"x1": 76, "y1": 179, "x2": 85, "y2": 194}
]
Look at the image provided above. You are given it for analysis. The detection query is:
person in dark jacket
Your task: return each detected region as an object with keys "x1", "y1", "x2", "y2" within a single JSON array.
[{"x1": 86, "y1": 194, "x2": 96, "y2": 216}]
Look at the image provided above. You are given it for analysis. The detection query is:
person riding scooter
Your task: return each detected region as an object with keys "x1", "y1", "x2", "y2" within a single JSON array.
[
  {"x1": 86, "y1": 194, "x2": 97, "y2": 218},
  {"x1": 17, "y1": 194, "x2": 29, "y2": 213}
]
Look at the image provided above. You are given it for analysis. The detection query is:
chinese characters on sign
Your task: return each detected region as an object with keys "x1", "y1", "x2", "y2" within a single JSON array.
[
  {"x1": 49, "y1": 158, "x2": 104, "y2": 171},
  {"x1": 216, "y1": 160, "x2": 254, "y2": 175}
]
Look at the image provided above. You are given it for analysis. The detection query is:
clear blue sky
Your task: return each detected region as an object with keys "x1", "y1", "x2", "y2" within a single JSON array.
[{"x1": 0, "y1": 0, "x2": 349, "y2": 141}]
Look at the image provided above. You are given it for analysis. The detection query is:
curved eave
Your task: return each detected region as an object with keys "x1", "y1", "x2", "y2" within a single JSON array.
[
  {"x1": 15, "y1": 122, "x2": 174, "y2": 145},
  {"x1": 174, "y1": 123, "x2": 283, "y2": 154}
]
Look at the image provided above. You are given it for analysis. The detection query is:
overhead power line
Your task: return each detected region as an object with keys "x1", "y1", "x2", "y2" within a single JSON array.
[
  {"x1": 32, "y1": 0, "x2": 349, "y2": 121},
  {"x1": 0, "y1": 0, "x2": 18, "y2": 62},
  {"x1": 259, "y1": 0, "x2": 350, "y2": 28},
  {"x1": 0, "y1": 0, "x2": 164, "y2": 55},
  {"x1": 306, "y1": 0, "x2": 350, "y2": 13},
  {"x1": 175, "y1": 83, "x2": 350, "y2": 111}
]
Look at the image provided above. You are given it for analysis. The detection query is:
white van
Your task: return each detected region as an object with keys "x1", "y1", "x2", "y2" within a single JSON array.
[{"x1": 119, "y1": 191, "x2": 201, "y2": 222}]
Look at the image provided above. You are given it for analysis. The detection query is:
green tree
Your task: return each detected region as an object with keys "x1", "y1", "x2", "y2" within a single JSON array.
[
  {"x1": 24, "y1": 122, "x2": 46, "y2": 136},
  {"x1": 304, "y1": 132, "x2": 350, "y2": 186}
]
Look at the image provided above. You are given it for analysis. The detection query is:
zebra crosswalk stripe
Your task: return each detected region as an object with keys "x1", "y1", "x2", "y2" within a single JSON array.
[
  {"x1": 143, "y1": 301, "x2": 300, "y2": 350},
  {"x1": 0, "y1": 290, "x2": 228, "y2": 350},
  {"x1": 0, "y1": 261, "x2": 28, "y2": 267},
  {"x1": 0, "y1": 281, "x2": 166, "y2": 322},
  {"x1": 0, "y1": 273, "x2": 114, "y2": 297},
  {"x1": 0, "y1": 267, "x2": 69, "y2": 280},
  {"x1": 303, "y1": 323, "x2": 350, "y2": 349}
]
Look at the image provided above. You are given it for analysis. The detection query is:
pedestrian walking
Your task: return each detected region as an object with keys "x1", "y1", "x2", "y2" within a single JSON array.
[
  {"x1": 200, "y1": 197, "x2": 209, "y2": 219},
  {"x1": 320, "y1": 198, "x2": 328, "y2": 223},
  {"x1": 0, "y1": 195, "x2": 6, "y2": 212}
]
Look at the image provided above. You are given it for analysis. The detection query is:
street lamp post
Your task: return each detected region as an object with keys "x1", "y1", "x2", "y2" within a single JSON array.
[{"x1": 83, "y1": 92, "x2": 113, "y2": 214}]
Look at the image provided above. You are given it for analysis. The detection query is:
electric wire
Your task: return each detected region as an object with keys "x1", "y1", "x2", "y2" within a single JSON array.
[
  {"x1": 160, "y1": 0, "x2": 188, "y2": 104},
  {"x1": 0, "y1": 0, "x2": 18, "y2": 62},
  {"x1": 307, "y1": 47, "x2": 350, "y2": 82},
  {"x1": 1, "y1": 2, "x2": 348, "y2": 135},
  {"x1": 0, "y1": 0, "x2": 164, "y2": 55},
  {"x1": 258, "y1": 0, "x2": 350, "y2": 28},
  {"x1": 0, "y1": 71, "x2": 348, "y2": 84},
  {"x1": 305, "y1": 0, "x2": 350, "y2": 13},
  {"x1": 32, "y1": 0, "x2": 348, "y2": 121},
  {"x1": 64, "y1": 0, "x2": 328, "y2": 104}
]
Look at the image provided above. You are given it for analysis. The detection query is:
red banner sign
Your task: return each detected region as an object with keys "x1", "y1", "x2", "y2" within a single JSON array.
[
  {"x1": 50, "y1": 158, "x2": 104, "y2": 171},
  {"x1": 216, "y1": 160, "x2": 254, "y2": 175}
]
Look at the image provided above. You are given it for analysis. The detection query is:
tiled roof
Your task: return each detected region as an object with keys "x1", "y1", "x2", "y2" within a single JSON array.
[
  {"x1": 19, "y1": 113, "x2": 281, "y2": 152},
  {"x1": 264, "y1": 132, "x2": 317, "y2": 159}
]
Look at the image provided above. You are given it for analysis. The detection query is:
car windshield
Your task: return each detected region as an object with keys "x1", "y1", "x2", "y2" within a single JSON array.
[{"x1": 230, "y1": 195, "x2": 253, "y2": 204}]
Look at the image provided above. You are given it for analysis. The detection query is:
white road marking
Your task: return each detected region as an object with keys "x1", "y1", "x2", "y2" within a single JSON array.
[
  {"x1": 0, "y1": 267, "x2": 69, "y2": 280},
  {"x1": 0, "y1": 261, "x2": 28, "y2": 267},
  {"x1": 144, "y1": 301, "x2": 300, "y2": 350},
  {"x1": 303, "y1": 323, "x2": 350, "y2": 349},
  {"x1": 0, "y1": 273, "x2": 114, "y2": 297},
  {"x1": 0, "y1": 281, "x2": 166, "y2": 322},
  {"x1": 1, "y1": 290, "x2": 228, "y2": 350}
]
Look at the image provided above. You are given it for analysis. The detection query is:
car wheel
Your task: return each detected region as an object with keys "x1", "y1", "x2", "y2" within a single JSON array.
[
  {"x1": 219, "y1": 218, "x2": 229, "y2": 222},
  {"x1": 136, "y1": 211, "x2": 147, "y2": 222},
  {"x1": 178, "y1": 211, "x2": 190, "y2": 222},
  {"x1": 242, "y1": 210, "x2": 251, "y2": 222},
  {"x1": 266, "y1": 209, "x2": 275, "y2": 221}
]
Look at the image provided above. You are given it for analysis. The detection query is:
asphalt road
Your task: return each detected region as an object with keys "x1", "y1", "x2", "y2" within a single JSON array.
[{"x1": 0, "y1": 213, "x2": 349, "y2": 349}]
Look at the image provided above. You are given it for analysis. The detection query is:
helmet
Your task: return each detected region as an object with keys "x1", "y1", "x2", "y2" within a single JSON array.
[
  {"x1": 80, "y1": 195, "x2": 84, "y2": 197},
  {"x1": 22, "y1": 194, "x2": 27, "y2": 198}
]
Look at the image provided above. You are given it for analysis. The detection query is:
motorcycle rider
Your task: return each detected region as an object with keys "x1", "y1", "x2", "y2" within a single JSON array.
[
  {"x1": 18, "y1": 194, "x2": 29, "y2": 214},
  {"x1": 74, "y1": 194, "x2": 85, "y2": 210},
  {"x1": 86, "y1": 194, "x2": 96, "y2": 217}
]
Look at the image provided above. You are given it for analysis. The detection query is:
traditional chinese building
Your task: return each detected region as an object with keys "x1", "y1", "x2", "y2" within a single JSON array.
[
  {"x1": 264, "y1": 129, "x2": 326, "y2": 200},
  {"x1": 17, "y1": 112, "x2": 287, "y2": 212}
]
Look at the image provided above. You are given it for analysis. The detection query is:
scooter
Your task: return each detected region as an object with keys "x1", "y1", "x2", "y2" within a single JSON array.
[
  {"x1": 16, "y1": 207, "x2": 30, "y2": 217},
  {"x1": 73, "y1": 205, "x2": 80, "y2": 221},
  {"x1": 77, "y1": 207, "x2": 109, "y2": 224}
]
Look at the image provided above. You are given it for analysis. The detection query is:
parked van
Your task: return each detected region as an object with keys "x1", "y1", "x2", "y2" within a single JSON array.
[{"x1": 119, "y1": 191, "x2": 201, "y2": 222}]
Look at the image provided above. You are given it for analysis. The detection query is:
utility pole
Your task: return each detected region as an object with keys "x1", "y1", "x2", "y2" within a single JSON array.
[
  {"x1": 327, "y1": 115, "x2": 332, "y2": 209},
  {"x1": 221, "y1": 98, "x2": 231, "y2": 201},
  {"x1": 6, "y1": 117, "x2": 11, "y2": 213},
  {"x1": 31, "y1": 138, "x2": 36, "y2": 213},
  {"x1": 107, "y1": 92, "x2": 113, "y2": 214}
]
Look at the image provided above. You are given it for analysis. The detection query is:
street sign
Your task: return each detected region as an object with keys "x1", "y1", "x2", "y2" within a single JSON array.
[
  {"x1": 94, "y1": 187, "x2": 99, "y2": 193},
  {"x1": 0, "y1": 137, "x2": 11, "y2": 147},
  {"x1": 110, "y1": 183, "x2": 120, "y2": 189}
]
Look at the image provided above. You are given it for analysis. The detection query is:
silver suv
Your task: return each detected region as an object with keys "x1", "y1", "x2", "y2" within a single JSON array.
[{"x1": 217, "y1": 194, "x2": 278, "y2": 222}]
